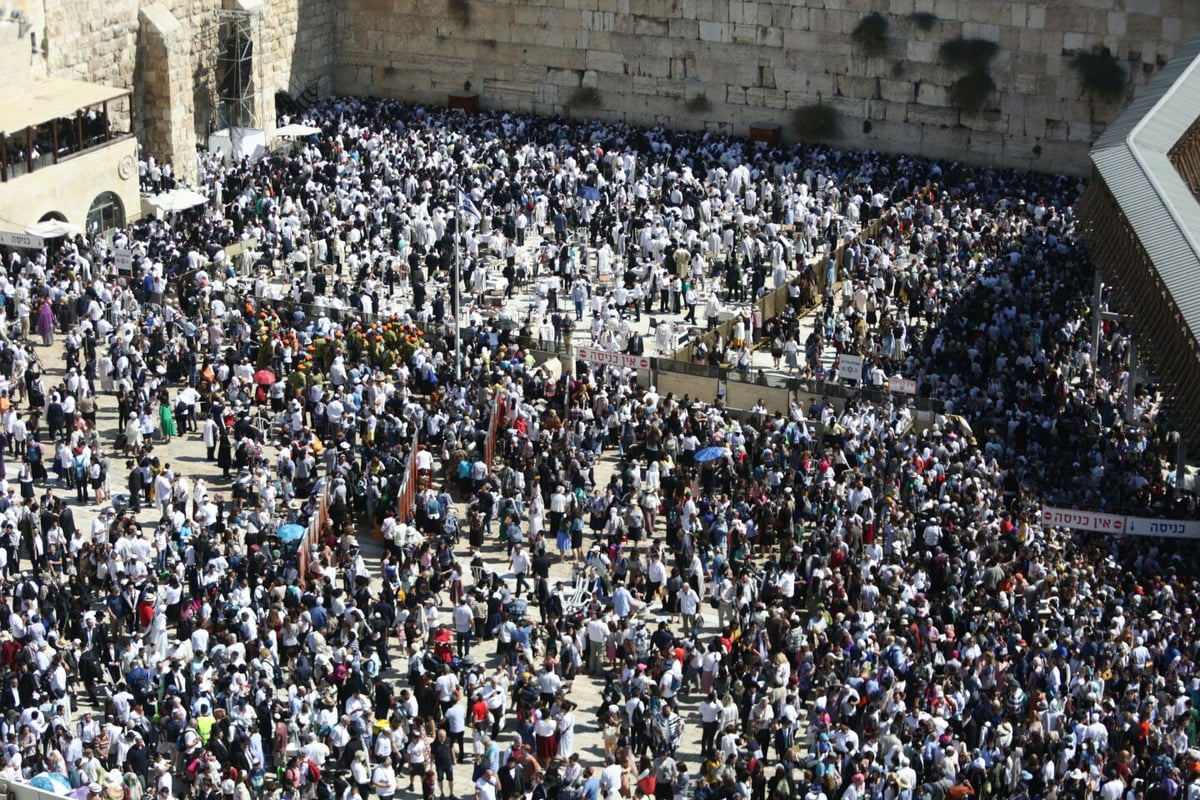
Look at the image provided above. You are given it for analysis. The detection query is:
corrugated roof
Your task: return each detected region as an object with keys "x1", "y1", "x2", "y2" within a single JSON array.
[
  {"x1": 1090, "y1": 34, "x2": 1200, "y2": 346},
  {"x1": 0, "y1": 78, "x2": 128, "y2": 137}
]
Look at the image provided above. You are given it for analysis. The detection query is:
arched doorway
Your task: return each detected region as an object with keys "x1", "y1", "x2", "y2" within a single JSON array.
[
  {"x1": 38, "y1": 211, "x2": 67, "y2": 222},
  {"x1": 86, "y1": 191, "x2": 124, "y2": 234}
]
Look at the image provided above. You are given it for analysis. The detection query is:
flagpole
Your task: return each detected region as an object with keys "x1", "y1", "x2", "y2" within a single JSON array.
[{"x1": 454, "y1": 208, "x2": 462, "y2": 383}]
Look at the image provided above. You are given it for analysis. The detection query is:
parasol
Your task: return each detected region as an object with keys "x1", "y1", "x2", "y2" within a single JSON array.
[
  {"x1": 253, "y1": 369, "x2": 277, "y2": 385},
  {"x1": 694, "y1": 446, "x2": 726, "y2": 463},
  {"x1": 274, "y1": 525, "x2": 304, "y2": 544},
  {"x1": 29, "y1": 773, "x2": 73, "y2": 795},
  {"x1": 276, "y1": 523, "x2": 306, "y2": 543}
]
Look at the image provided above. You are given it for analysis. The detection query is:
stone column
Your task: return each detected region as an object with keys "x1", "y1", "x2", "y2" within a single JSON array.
[{"x1": 138, "y1": 3, "x2": 197, "y2": 185}]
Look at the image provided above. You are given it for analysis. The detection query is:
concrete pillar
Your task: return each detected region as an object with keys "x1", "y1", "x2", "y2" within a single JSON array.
[{"x1": 138, "y1": 4, "x2": 197, "y2": 185}]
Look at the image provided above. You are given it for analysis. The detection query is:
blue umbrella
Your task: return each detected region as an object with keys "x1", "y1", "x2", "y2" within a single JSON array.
[
  {"x1": 276, "y1": 523, "x2": 307, "y2": 544},
  {"x1": 29, "y1": 773, "x2": 72, "y2": 795},
  {"x1": 694, "y1": 446, "x2": 726, "y2": 463}
]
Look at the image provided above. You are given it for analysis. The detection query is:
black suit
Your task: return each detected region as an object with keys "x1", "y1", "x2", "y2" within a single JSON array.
[
  {"x1": 0, "y1": 683, "x2": 21, "y2": 714},
  {"x1": 77, "y1": 621, "x2": 110, "y2": 657},
  {"x1": 17, "y1": 669, "x2": 37, "y2": 706}
]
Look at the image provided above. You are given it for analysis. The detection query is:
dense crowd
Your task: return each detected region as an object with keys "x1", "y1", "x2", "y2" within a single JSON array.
[{"x1": 0, "y1": 95, "x2": 1192, "y2": 800}]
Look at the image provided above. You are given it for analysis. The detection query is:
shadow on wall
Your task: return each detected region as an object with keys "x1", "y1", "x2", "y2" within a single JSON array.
[{"x1": 279, "y1": 0, "x2": 335, "y2": 122}]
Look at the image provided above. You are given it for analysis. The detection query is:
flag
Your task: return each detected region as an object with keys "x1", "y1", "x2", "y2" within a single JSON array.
[{"x1": 457, "y1": 189, "x2": 480, "y2": 221}]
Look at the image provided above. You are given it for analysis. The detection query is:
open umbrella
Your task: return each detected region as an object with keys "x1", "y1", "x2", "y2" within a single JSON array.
[
  {"x1": 276, "y1": 523, "x2": 306, "y2": 544},
  {"x1": 694, "y1": 446, "x2": 726, "y2": 463},
  {"x1": 29, "y1": 773, "x2": 73, "y2": 795},
  {"x1": 253, "y1": 369, "x2": 276, "y2": 385}
]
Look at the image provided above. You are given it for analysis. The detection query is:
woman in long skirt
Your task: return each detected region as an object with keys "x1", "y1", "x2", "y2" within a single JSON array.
[
  {"x1": 159, "y1": 399, "x2": 178, "y2": 443},
  {"x1": 533, "y1": 710, "x2": 557, "y2": 763}
]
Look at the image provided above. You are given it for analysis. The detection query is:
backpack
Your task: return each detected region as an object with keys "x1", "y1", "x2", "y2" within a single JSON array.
[{"x1": 306, "y1": 760, "x2": 321, "y2": 783}]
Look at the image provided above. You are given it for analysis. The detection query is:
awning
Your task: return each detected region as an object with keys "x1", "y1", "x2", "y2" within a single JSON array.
[
  {"x1": 0, "y1": 78, "x2": 129, "y2": 135},
  {"x1": 274, "y1": 123, "x2": 322, "y2": 138}
]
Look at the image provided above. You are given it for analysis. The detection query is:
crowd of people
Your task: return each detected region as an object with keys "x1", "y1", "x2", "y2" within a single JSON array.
[{"x1": 0, "y1": 94, "x2": 1191, "y2": 800}]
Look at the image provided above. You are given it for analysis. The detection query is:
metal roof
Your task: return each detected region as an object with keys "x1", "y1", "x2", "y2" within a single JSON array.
[
  {"x1": 1091, "y1": 34, "x2": 1200, "y2": 348},
  {"x1": 0, "y1": 78, "x2": 128, "y2": 137}
]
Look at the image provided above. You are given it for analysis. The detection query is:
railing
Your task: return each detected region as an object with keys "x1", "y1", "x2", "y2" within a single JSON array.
[
  {"x1": 2, "y1": 133, "x2": 135, "y2": 182},
  {"x1": 394, "y1": 428, "x2": 420, "y2": 523}
]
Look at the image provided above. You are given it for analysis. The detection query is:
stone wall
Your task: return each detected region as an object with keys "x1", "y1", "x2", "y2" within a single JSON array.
[
  {"x1": 334, "y1": 0, "x2": 1200, "y2": 174},
  {"x1": 21, "y1": 0, "x2": 335, "y2": 182}
]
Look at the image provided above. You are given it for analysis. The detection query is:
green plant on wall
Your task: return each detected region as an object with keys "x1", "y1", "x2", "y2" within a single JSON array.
[
  {"x1": 684, "y1": 94, "x2": 712, "y2": 112},
  {"x1": 566, "y1": 86, "x2": 602, "y2": 111},
  {"x1": 949, "y1": 69, "x2": 996, "y2": 113},
  {"x1": 792, "y1": 103, "x2": 840, "y2": 141},
  {"x1": 449, "y1": 0, "x2": 470, "y2": 27},
  {"x1": 1071, "y1": 46, "x2": 1128, "y2": 103},
  {"x1": 851, "y1": 12, "x2": 890, "y2": 57},
  {"x1": 910, "y1": 11, "x2": 938, "y2": 31},
  {"x1": 939, "y1": 37, "x2": 999, "y2": 71}
]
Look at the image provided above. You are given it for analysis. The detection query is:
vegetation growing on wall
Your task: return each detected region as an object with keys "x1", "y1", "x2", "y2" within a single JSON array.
[
  {"x1": 949, "y1": 69, "x2": 996, "y2": 113},
  {"x1": 792, "y1": 103, "x2": 840, "y2": 141},
  {"x1": 910, "y1": 11, "x2": 938, "y2": 31},
  {"x1": 565, "y1": 86, "x2": 602, "y2": 111},
  {"x1": 940, "y1": 37, "x2": 1000, "y2": 114},
  {"x1": 851, "y1": 12, "x2": 890, "y2": 57},
  {"x1": 1071, "y1": 46, "x2": 1129, "y2": 103},
  {"x1": 448, "y1": 0, "x2": 470, "y2": 27},
  {"x1": 939, "y1": 37, "x2": 999, "y2": 71},
  {"x1": 684, "y1": 94, "x2": 712, "y2": 112}
]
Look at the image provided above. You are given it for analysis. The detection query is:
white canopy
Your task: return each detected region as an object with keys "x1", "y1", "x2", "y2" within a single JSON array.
[
  {"x1": 147, "y1": 188, "x2": 208, "y2": 213},
  {"x1": 25, "y1": 219, "x2": 82, "y2": 239},
  {"x1": 274, "y1": 123, "x2": 322, "y2": 138}
]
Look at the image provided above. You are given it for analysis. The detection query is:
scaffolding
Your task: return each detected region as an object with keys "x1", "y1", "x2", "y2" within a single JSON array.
[{"x1": 216, "y1": 9, "x2": 256, "y2": 131}]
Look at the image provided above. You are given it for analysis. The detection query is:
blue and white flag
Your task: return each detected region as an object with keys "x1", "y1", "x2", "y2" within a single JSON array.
[{"x1": 457, "y1": 189, "x2": 481, "y2": 221}]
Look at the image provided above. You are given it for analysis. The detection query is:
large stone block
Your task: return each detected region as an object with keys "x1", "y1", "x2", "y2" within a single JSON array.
[
  {"x1": 731, "y1": 23, "x2": 759, "y2": 44},
  {"x1": 745, "y1": 86, "x2": 787, "y2": 108},
  {"x1": 585, "y1": 48, "x2": 626, "y2": 73},
  {"x1": 905, "y1": 102, "x2": 960, "y2": 128},
  {"x1": 915, "y1": 82, "x2": 947, "y2": 106},
  {"x1": 698, "y1": 21, "x2": 729, "y2": 42},
  {"x1": 1163, "y1": 17, "x2": 1183, "y2": 42}
]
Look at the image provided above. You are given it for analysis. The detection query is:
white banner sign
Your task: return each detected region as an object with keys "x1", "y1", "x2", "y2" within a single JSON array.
[
  {"x1": 1122, "y1": 516, "x2": 1200, "y2": 539},
  {"x1": 889, "y1": 376, "x2": 917, "y2": 395},
  {"x1": 114, "y1": 248, "x2": 133, "y2": 272},
  {"x1": 574, "y1": 347, "x2": 651, "y2": 371},
  {"x1": 1041, "y1": 506, "x2": 1127, "y2": 534},
  {"x1": 837, "y1": 354, "x2": 863, "y2": 382},
  {"x1": 0, "y1": 231, "x2": 43, "y2": 249},
  {"x1": 1041, "y1": 506, "x2": 1200, "y2": 538}
]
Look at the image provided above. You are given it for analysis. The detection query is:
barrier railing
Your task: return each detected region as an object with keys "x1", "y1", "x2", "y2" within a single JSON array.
[
  {"x1": 394, "y1": 429, "x2": 420, "y2": 523},
  {"x1": 667, "y1": 209, "x2": 896, "y2": 364},
  {"x1": 484, "y1": 394, "x2": 506, "y2": 471}
]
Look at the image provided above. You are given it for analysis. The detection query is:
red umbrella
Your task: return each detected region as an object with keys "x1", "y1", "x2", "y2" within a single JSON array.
[{"x1": 253, "y1": 369, "x2": 276, "y2": 385}]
